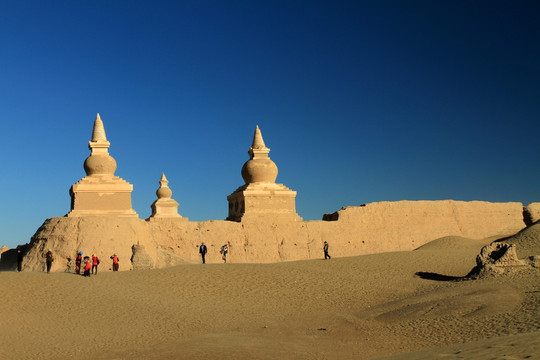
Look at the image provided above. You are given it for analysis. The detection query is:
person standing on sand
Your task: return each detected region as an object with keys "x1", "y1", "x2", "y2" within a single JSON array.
[
  {"x1": 75, "y1": 251, "x2": 83, "y2": 274},
  {"x1": 91, "y1": 254, "x2": 100, "y2": 275},
  {"x1": 323, "y1": 241, "x2": 331, "y2": 260},
  {"x1": 17, "y1": 249, "x2": 23, "y2": 272},
  {"x1": 220, "y1": 244, "x2": 228, "y2": 263},
  {"x1": 83, "y1": 257, "x2": 92, "y2": 277},
  {"x1": 44, "y1": 249, "x2": 54, "y2": 273},
  {"x1": 110, "y1": 254, "x2": 119, "y2": 271},
  {"x1": 199, "y1": 243, "x2": 207, "y2": 264}
]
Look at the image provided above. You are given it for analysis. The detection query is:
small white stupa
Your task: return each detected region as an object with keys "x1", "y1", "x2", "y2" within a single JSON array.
[
  {"x1": 147, "y1": 173, "x2": 186, "y2": 220},
  {"x1": 227, "y1": 126, "x2": 302, "y2": 222},
  {"x1": 67, "y1": 114, "x2": 138, "y2": 217}
]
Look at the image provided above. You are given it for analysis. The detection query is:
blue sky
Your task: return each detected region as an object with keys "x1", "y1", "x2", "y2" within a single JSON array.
[{"x1": 1, "y1": 1, "x2": 539, "y2": 248}]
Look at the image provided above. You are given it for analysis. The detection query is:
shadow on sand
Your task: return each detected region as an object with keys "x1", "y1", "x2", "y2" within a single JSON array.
[{"x1": 415, "y1": 272, "x2": 466, "y2": 282}]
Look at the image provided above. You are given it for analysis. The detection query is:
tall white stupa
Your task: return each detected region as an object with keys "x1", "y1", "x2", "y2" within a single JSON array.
[
  {"x1": 67, "y1": 114, "x2": 137, "y2": 217},
  {"x1": 227, "y1": 126, "x2": 302, "y2": 222}
]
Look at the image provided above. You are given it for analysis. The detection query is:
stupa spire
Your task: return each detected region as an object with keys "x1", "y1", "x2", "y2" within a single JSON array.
[
  {"x1": 156, "y1": 173, "x2": 172, "y2": 199},
  {"x1": 84, "y1": 114, "x2": 115, "y2": 176},
  {"x1": 88, "y1": 113, "x2": 111, "y2": 157},
  {"x1": 252, "y1": 125, "x2": 267, "y2": 149},
  {"x1": 248, "y1": 125, "x2": 270, "y2": 159},
  {"x1": 91, "y1": 113, "x2": 108, "y2": 142},
  {"x1": 160, "y1": 172, "x2": 168, "y2": 184}
]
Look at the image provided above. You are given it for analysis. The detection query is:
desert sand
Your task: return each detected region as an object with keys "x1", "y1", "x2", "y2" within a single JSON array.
[{"x1": 1, "y1": 226, "x2": 539, "y2": 360}]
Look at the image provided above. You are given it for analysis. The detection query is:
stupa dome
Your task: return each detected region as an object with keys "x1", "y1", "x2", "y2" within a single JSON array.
[
  {"x1": 241, "y1": 158, "x2": 278, "y2": 184},
  {"x1": 241, "y1": 126, "x2": 278, "y2": 184},
  {"x1": 156, "y1": 173, "x2": 173, "y2": 199},
  {"x1": 83, "y1": 114, "x2": 117, "y2": 176},
  {"x1": 84, "y1": 154, "x2": 117, "y2": 176}
]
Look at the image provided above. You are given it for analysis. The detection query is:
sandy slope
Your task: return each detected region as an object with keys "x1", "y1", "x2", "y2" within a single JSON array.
[{"x1": 1, "y1": 235, "x2": 538, "y2": 360}]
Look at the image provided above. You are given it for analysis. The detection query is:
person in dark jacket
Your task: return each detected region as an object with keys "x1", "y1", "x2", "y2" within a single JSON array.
[
  {"x1": 199, "y1": 243, "x2": 207, "y2": 264},
  {"x1": 323, "y1": 241, "x2": 331, "y2": 260},
  {"x1": 17, "y1": 250, "x2": 23, "y2": 272},
  {"x1": 44, "y1": 249, "x2": 54, "y2": 273}
]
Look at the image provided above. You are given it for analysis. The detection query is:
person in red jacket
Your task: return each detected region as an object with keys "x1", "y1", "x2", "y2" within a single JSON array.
[
  {"x1": 83, "y1": 257, "x2": 92, "y2": 277},
  {"x1": 75, "y1": 251, "x2": 83, "y2": 274},
  {"x1": 110, "y1": 254, "x2": 119, "y2": 271},
  {"x1": 91, "y1": 254, "x2": 100, "y2": 275}
]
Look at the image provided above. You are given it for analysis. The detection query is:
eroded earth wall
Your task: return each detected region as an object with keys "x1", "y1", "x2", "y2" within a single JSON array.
[
  {"x1": 524, "y1": 202, "x2": 540, "y2": 225},
  {"x1": 19, "y1": 200, "x2": 527, "y2": 271},
  {"x1": 315, "y1": 200, "x2": 525, "y2": 257}
]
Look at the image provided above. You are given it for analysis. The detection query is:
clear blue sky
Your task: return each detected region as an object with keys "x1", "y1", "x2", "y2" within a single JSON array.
[{"x1": 1, "y1": 1, "x2": 539, "y2": 249}]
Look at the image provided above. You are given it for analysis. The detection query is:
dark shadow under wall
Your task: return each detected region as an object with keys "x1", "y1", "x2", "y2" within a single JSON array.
[
  {"x1": 0, "y1": 249, "x2": 17, "y2": 271},
  {"x1": 0, "y1": 244, "x2": 28, "y2": 271}
]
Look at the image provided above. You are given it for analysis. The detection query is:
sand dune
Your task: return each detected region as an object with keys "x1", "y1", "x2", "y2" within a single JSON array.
[
  {"x1": 495, "y1": 221, "x2": 540, "y2": 258},
  {"x1": 1, "y1": 233, "x2": 538, "y2": 360},
  {"x1": 414, "y1": 235, "x2": 491, "y2": 251},
  {"x1": 379, "y1": 331, "x2": 540, "y2": 360}
]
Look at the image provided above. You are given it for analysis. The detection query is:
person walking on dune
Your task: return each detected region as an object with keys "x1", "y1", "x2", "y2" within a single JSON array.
[
  {"x1": 199, "y1": 242, "x2": 207, "y2": 264},
  {"x1": 323, "y1": 241, "x2": 331, "y2": 260},
  {"x1": 110, "y1": 254, "x2": 119, "y2": 271},
  {"x1": 220, "y1": 244, "x2": 228, "y2": 263},
  {"x1": 44, "y1": 249, "x2": 54, "y2": 273}
]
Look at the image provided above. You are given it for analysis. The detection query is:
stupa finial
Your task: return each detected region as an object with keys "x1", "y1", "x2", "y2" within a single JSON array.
[
  {"x1": 248, "y1": 125, "x2": 270, "y2": 159},
  {"x1": 252, "y1": 125, "x2": 267, "y2": 149},
  {"x1": 160, "y1": 173, "x2": 168, "y2": 184},
  {"x1": 84, "y1": 114, "x2": 116, "y2": 176},
  {"x1": 91, "y1": 113, "x2": 108, "y2": 142}
]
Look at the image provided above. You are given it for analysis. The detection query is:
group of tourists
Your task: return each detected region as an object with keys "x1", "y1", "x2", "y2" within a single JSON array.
[
  {"x1": 38, "y1": 250, "x2": 120, "y2": 275},
  {"x1": 35, "y1": 241, "x2": 330, "y2": 272},
  {"x1": 74, "y1": 251, "x2": 102, "y2": 276},
  {"x1": 197, "y1": 241, "x2": 330, "y2": 263},
  {"x1": 198, "y1": 242, "x2": 230, "y2": 264}
]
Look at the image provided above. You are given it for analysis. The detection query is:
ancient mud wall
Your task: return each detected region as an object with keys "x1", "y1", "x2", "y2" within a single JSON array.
[
  {"x1": 17, "y1": 200, "x2": 527, "y2": 271},
  {"x1": 524, "y1": 202, "x2": 540, "y2": 225},
  {"x1": 21, "y1": 217, "x2": 154, "y2": 273},
  {"x1": 317, "y1": 200, "x2": 526, "y2": 255}
]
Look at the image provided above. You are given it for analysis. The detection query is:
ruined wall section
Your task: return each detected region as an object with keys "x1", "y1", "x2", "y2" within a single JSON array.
[
  {"x1": 150, "y1": 200, "x2": 525, "y2": 264},
  {"x1": 316, "y1": 200, "x2": 525, "y2": 257},
  {"x1": 147, "y1": 219, "x2": 312, "y2": 264},
  {"x1": 22, "y1": 217, "x2": 154, "y2": 272},
  {"x1": 524, "y1": 203, "x2": 540, "y2": 225},
  {"x1": 20, "y1": 200, "x2": 527, "y2": 271}
]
